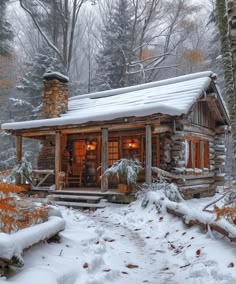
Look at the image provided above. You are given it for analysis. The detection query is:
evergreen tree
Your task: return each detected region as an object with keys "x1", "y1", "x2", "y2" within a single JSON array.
[
  {"x1": 0, "y1": 0, "x2": 13, "y2": 56},
  {"x1": 0, "y1": 0, "x2": 14, "y2": 119},
  {"x1": 207, "y1": 2, "x2": 224, "y2": 92},
  {"x1": 94, "y1": 0, "x2": 138, "y2": 91},
  {"x1": 19, "y1": 46, "x2": 66, "y2": 114},
  {"x1": 216, "y1": 0, "x2": 236, "y2": 150}
]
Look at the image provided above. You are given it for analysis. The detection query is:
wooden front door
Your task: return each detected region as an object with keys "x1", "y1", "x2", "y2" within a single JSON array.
[
  {"x1": 68, "y1": 139, "x2": 98, "y2": 187},
  {"x1": 84, "y1": 140, "x2": 98, "y2": 186}
]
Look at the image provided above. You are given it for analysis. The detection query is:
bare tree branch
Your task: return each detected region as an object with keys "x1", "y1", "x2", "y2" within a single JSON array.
[{"x1": 19, "y1": 0, "x2": 64, "y2": 64}]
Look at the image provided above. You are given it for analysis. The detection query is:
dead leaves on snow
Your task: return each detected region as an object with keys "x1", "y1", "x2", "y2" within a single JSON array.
[
  {"x1": 126, "y1": 263, "x2": 139, "y2": 269},
  {"x1": 228, "y1": 262, "x2": 234, "y2": 268},
  {"x1": 196, "y1": 249, "x2": 201, "y2": 256},
  {"x1": 104, "y1": 238, "x2": 115, "y2": 242}
]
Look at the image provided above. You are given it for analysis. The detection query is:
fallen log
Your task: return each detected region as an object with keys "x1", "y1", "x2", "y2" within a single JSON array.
[
  {"x1": 0, "y1": 215, "x2": 65, "y2": 276},
  {"x1": 164, "y1": 200, "x2": 236, "y2": 243}
]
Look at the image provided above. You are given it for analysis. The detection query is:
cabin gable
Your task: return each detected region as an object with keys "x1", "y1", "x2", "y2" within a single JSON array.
[
  {"x1": 190, "y1": 101, "x2": 215, "y2": 129},
  {"x1": 188, "y1": 83, "x2": 229, "y2": 130}
]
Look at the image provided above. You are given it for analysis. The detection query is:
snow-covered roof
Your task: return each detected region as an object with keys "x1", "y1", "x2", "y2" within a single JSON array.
[{"x1": 2, "y1": 71, "x2": 225, "y2": 131}]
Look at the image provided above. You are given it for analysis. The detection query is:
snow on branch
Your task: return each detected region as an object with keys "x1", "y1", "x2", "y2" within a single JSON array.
[{"x1": 19, "y1": 0, "x2": 63, "y2": 64}]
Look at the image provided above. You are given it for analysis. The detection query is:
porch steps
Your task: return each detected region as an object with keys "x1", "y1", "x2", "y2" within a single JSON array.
[
  {"x1": 52, "y1": 201, "x2": 106, "y2": 210},
  {"x1": 47, "y1": 194, "x2": 102, "y2": 204},
  {"x1": 50, "y1": 190, "x2": 114, "y2": 197},
  {"x1": 28, "y1": 188, "x2": 136, "y2": 204},
  {"x1": 47, "y1": 193, "x2": 106, "y2": 210}
]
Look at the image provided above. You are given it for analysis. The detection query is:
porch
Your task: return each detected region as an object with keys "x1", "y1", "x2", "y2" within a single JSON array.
[{"x1": 15, "y1": 122, "x2": 159, "y2": 191}]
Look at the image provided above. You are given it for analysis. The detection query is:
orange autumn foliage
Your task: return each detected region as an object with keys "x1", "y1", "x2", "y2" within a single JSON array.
[
  {"x1": 0, "y1": 79, "x2": 12, "y2": 89},
  {"x1": 214, "y1": 206, "x2": 236, "y2": 225},
  {"x1": 0, "y1": 54, "x2": 15, "y2": 91},
  {"x1": 140, "y1": 48, "x2": 157, "y2": 63},
  {"x1": 182, "y1": 48, "x2": 204, "y2": 65},
  {"x1": 0, "y1": 182, "x2": 48, "y2": 233}
]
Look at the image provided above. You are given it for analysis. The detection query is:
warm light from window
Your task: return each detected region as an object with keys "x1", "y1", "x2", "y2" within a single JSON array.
[
  {"x1": 87, "y1": 141, "x2": 96, "y2": 150},
  {"x1": 129, "y1": 140, "x2": 135, "y2": 149}
]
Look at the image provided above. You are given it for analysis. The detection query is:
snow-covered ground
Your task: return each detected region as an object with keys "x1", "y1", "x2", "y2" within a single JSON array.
[{"x1": 1, "y1": 191, "x2": 236, "y2": 284}]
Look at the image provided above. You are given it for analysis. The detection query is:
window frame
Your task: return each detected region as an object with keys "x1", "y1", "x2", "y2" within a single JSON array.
[{"x1": 186, "y1": 137, "x2": 209, "y2": 169}]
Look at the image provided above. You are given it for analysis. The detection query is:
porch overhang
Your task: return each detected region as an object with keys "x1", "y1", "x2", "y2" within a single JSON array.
[{"x1": 3, "y1": 113, "x2": 171, "y2": 139}]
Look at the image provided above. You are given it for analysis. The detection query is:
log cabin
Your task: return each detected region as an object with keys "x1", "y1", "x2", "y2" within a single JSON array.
[{"x1": 1, "y1": 71, "x2": 230, "y2": 199}]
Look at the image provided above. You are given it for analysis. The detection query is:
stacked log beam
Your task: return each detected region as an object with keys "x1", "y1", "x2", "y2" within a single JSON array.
[{"x1": 214, "y1": 126, "x2": 227, "y2": 186}]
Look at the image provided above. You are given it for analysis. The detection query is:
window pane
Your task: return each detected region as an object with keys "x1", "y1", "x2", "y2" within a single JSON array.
[{"x1": 108, "y1": 141, "x2": 119, "y2": 166}]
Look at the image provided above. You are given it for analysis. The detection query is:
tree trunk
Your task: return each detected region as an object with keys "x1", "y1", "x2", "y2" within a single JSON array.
[{"x1": 216, "y1": 0, "x2": 236, "y2": 152}]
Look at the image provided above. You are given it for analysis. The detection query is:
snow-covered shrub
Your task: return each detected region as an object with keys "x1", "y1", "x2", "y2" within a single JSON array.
[
  {"x1": 0, "y1": 182, "x2": 48, "y2": 233},
  {"x1": 10, "y1": 157, "x2": 32, "y2": 181},
  {"x1": 138, "y1": 181, "x2": 183, "y2": 210},
  {"x1": 103, "y1": 158, "x2": 143, "y2": 185},
  {"x1": 162, "y1": 183, "x2": 183, "y2": 202}
]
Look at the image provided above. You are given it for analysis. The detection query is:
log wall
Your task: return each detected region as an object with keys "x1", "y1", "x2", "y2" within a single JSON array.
[
  {"x1": 161, "y1": 124, "x2": 227, "y2": 199},
  {"x1": 214, "y1": 126, "x2": 226, "y2": 186},
  {"x1": 170, "y1": 131, "x2": 215, "y2": 199}
]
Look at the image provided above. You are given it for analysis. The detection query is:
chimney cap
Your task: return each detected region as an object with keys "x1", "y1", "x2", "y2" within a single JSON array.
[{"x1": 43, "y1": 71, "x2": 69, "y2": 83}]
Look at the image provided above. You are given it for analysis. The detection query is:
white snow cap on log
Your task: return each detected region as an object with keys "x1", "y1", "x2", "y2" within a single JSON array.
[{"x1": 0, "y1": 216, "x2": 65, "y2": 260}]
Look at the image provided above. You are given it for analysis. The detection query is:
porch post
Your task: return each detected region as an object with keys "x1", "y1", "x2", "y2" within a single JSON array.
[
  {"x1": 16, "y1": 135, "x2": 22, "y2": 185},
  {"x1": 145, "y1": 124, "x2": 152, "y2": 184},
  {"x1": 101, "y1": 128, "x2": 108, "y2": 192},
  {"x1": 16, "y1": 135, "x2": 22, "y2": 162},
  {"x1": 55, "y1": 131, "x2": 62, "y2": 190}
]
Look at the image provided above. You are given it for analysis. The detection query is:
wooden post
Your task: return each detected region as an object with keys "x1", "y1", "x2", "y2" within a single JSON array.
[
  {"x1": 101, "y1": 128, "x2": 108, "y2": 192},
  {"x1": 16, "y1": 136, "x2": 22, "y2": 185},
  {"x1": 145, "y1": 124, "x2": 152, "y2": 184},
  {"x1": 16, "y1": 136, "x2": 22, "y2": 162},
  {"x1": 156, "y1": 135, "x2": 160, "y2": 167},
  {"x1": 55, "y1": 132, "x2": 61, "y2": 190}
]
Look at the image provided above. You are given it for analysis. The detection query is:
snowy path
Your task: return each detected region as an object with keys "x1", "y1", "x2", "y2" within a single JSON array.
[
  {"x1": 2, "y1": 195, "x2": 236, "y2": 284},
  {"x1": 61, "y1": 203, "x2": 236, "y2": 284},
  {"x1": 61, "y1": 208, "x2": 158, "y2": 284}
]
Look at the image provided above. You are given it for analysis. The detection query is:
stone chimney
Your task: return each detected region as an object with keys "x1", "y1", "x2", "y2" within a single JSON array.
[{"x1": 43, "y1": 72, "x2": 69, "y2": 118}]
